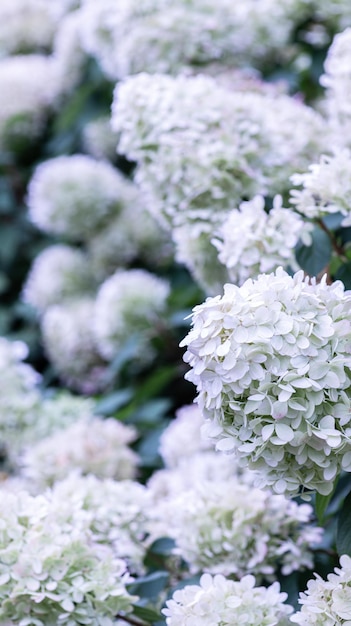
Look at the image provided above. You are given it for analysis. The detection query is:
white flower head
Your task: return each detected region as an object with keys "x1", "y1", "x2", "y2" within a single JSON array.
[
  {"x1": 159, "y1": 404, "x2": 214, "y2": 469},
  {"x1": 50, "y1": 474, "x2": 151, "y2": 574},
  {"x1": 163, "y1": 573, "x2": 293, "y2": 626},
  {"x1": 321, "y1": 27, "x2": 351, "y2": 147},
  {"x1": 27, "y1": 154, "x2": 132, "y2": 241},
  {"x1": 41, "y1": 299, "x2": 107, "y2": 394},
  {"x1": 79, "y1": 0, "x2": 306, "y2": 80},
  {"x1": 213, "y1": 195, "x2": 312, "y2": 286},
  {"x1": 93, "y1": 268, "x2": 170, "y2": 361},
  {"x1": 290, "y1": 150, "x2": 351, "y2": 227},
  {"x1": 112, "y1": 73, "x2": 326, "y2": 231},
  {"x1": 21, "y1": 416, "x2": 139, "y2": 487},
  {"x1": 159, "y1": 477, "x2": 322, "y2": 580},
  {"x1": 22, "y1": 244, "x2": 95, "y2": 314},
  {"x1": 0, "y1": 0, "x2": 58, "y2": 56},
  {"x1": 0, "y1": 54, "x2": 58, "y2": 152},
  {"x1": 0, "y1": 490, "x2": 136, "y2": 625},
  {"x1": 291, "y1": 554, "x2": 351, "y2": 625},
  {"x1": 181, "y1": 267, "x2": 351, "y2": 496}
]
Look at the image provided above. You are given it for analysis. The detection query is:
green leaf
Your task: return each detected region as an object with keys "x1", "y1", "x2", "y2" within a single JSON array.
[
  {"x1": 94, "y1": 388, "x2": 134, "y2": 416},
  {"x1": 131, "y1": 605, "x2": 164, "y2": 625},
  {"x1": 315, "y1": 476, "x2": 339, "y2": 525},
  {"x1": 334, "y1": 262, "x2": 351, "y2": 289},
  {"x1": 129, "y1": 571, "x2": 169, "y2": 600},
  {"x1": 148, "y1": 537, "x2": 176, "y2": 556},
  {"x1": 336, "y1": 488, "x2": 351, "y2": 556},
  {"x1": 295, "y1": 226, "x2": 332, "y2": 276}
]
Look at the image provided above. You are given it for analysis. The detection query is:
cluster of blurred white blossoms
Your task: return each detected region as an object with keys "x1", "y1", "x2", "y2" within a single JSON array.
[
  {"x1": 0, "y1": 54, "x2": 58, "y2": 152},
  {"x1": 51, "y1": 9, "x2": 88, "y2": 95},
  {"x1": 41, "y1": 299, "x2": 107, "y2": 393},
  {"x1": 0, "y1": 0, "x2": 59, "y2": 56},
  {"x1": 21, "y1": 415, "x2": 139, "y2": 487},
  {"x1": 87, "y1": 203, "x2": 173, "y2": 282},
  {"x1": 78, "y1": 0, "x2": 307, "y2": 80},
  {"x1": 212, "y1": 195, "x2": 312, "y2": 286},
  {"x1": 321, "y1": 27, "x2": 351, "y2": 148},
  {"x1": 23, "y1": 244, "x2": 95, "y2": 314},
  {"x1": 149, "y1": 404, "x2": 251, "y2": 505},
  {"x1": 290, "y1": 150, "x2": 351, "y2": 227},
  {"x1": 82, "y1": 115, "x2": 120, "y2": 162},
  {"x1": 113, "y1": 73, "x2": 325, "y2": 232},
  {"x1": 93, "y1": 268, "x2": 170, "y2": 362},
  {"x1": 159, "y1": 403, "x2": 214, "y2": 469},
  {"x1": 291, "y1": 554, "x2": 351, "y2": 625},
  {"x1": 0, "y1": 490, "x2": 136, "y2": 626},
  {"x1": 50, "y1": 474, "x2": 151, "y2": 574},
  {"x1": 181, "y1": 267, "x2": 351, "y2": 496},
  {"x1": 156, "y1": 477, "x2": 322, "y2": 580},
  {"x1": 0, "y1": 340, "x2": 90, "y2": 455},
  {"x1": 163, "y1": 573, "x2": 293, "y2": 626},
  {"x1": 27, "y1": 154, "x2": 135, "y2": 241}
]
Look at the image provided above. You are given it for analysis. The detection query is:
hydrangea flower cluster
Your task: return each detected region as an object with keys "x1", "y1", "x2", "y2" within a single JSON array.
[
  {"x1": 159, "y1": 477, "x2": 322, "y2": 580},
  {"x1": 213, "y1": 195, "x2": 312, "y2": 286},
  {"x1": 87, "y1": 203, "x2": 173, "y2": 282},
  {"x1": 78, "y1": 0, "x2": 304, "y2": 80},
  {"x1": 27, "y1": 154, "x2": 135, "y2": 241},
  {"x1": 22, "y1": 244, "x2": 95, "y2": 314},
  {"x1": 51, "y1": 10, "x2": 88, "y2": 95},
  {"x1": 291, "y1": 554, "x2": 351, "y2": 625},
  {"x1": 321, "y1": 27, "x2": 351, "y2": 148},
  {"x1": 0, "y1": 0, "x2": 58, "y2": 56},
  {"x1": 0, "y1": 54, "x2": 58, "y2": 152},
  {"x1": 181, "y1": 268, "x2": 351, "y2": 496},
  {"x1": 50, "y1": 474, "x2": 151, "y2": 574},
  {"x1": 113, "y1": 73, "x2": 325, "y2": 231},
  {"x1": 93, "y1": 268, "x2": 170, "y2": 361},
  {"x1": 0, "y1": 490, "x2": 136, "y2": 626},
  {"x1": 159, "y1": 403, "x2": 214, "y2": 469},
  {"x1": 290, "y1": 150, "x2": 351, "y2": 227},
  {"x1": 163, "y1": 573, "x2": 293, "y2": 626},
  {"x1": 41, "y1": 299, "x2": 107, "y2": 394},
  {"x1": 21, "y1": 416, "x2": 139, "y2": 487}
]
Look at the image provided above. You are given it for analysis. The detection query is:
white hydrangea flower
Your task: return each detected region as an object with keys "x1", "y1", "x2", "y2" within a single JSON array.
[
  {"x1": 0, "y1": 54, "x2": 58, "y2": 152},
  {"x1": 321, "y1": 28, "x2": 351, "y2": 147},
  {"x1": 22, "y1": 244, "x2": 95, "y2": 314},
  {"x1": 21, "y1": 416, "x2": 139, "y2": 487},
  {"x1": 41, "y1": 299, "x2": 107, "y2": 394},
  {"x1": 0, "y1": 490, "x2": 136, "y2": 626},
  {"x1": 290, "y1": 150, "x2": 351, "y2": 227},
  {"x1": 93, "y1": 269, "x2": 170, "y2": 361},
  {"x1": 213, "y1": 195, "x2": 312, "y2": 286},
  {"x1": 79, "y1": 0, "x2": 305, "y2": 80},
  {"x1": 173, "y1": 221, "x2": 229, "y2": 295},
  {"x1": 160, "y1": 478, "x2": 322, "y2": 580},
  {"x1": 159, "y1": 404, "x2": 214, "y2": 469},
  {"x1": 163, "y1": 573, "x2": 293, "y2": 626},
  {"x1": 0, "y1": 338, "x2": 95, "y2": 455},
  {"x1": 112, "y1": 73, "x2": 326, "y2": 230},
  {"x1": 52, "y1": 10, "x2": 88, "y2": 95},
  {"x1": 0, "y1": 0, "x2": 58, "y2": 56},
  {"x1": 50, "y1": 474, "x2": 151, "y2": 574},
  {"x1": 27, "y1": 154, "x2": 132, "y2": 241},
  {"x1": 291, "y1": 554, "x2": 351, "y2": 625},
  {"x1": 88, "y1": 198, "x2": 172, "y2": 281},
  {"x1": 82, "y1": 115, "x2": 120, "y2": 162},
  {"x1": 181, "y1": 267, "x2": 351, "y2": 496}
]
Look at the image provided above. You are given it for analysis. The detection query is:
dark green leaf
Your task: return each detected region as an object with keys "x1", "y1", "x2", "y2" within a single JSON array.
[
  {"x1": 94, "y1": 388, "x2": 134, "y2": 416},
  {"x1": 336, "y1": 488, "x2": 351, "y2": 556},
  {"x1": 148, "y1": 538, "x2": 176, "y2": 556},
  {"x1": 334, "y1": 262, "x2": 351, "y2": 289},
  {"x1": 315, "y1": 477, "x2": 338, "y2": 525},
  {"x1": 129, "y1": 571, "x2": 169, "y2": 600},
  {"x1": 131, "y1": 605, "x2": 164, "y2": 625},
  {"x1": 295, "y1": 226, "x2": 332, "y2": 276}
]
